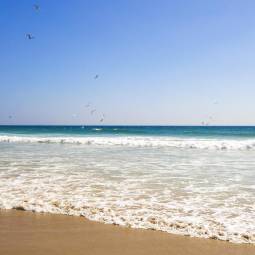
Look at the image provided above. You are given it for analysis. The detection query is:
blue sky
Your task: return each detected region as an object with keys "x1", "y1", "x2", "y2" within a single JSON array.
[{"x1": 1, "y1": 0, "x2": 255, "y2": 125}]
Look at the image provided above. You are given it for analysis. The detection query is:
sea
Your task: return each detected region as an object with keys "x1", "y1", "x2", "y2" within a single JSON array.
[{"x1": 0, "y1": 125, "x2": 254, "y2": 244}]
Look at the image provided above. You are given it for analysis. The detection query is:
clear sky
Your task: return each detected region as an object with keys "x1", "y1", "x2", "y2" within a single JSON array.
[{"x1": 1, "y1": 0, "x2": 255, "y2": 125}]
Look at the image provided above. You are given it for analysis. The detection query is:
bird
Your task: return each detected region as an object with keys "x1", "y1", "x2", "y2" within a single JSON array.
[
  {"x1": 8, "y1": 115, "x2": 12, "y2": 119},
  {"x1": 99, "y1": 113, "x2": 105, "y2": 122},
  {"x1": 94, "y1": 74, "x2": 99, "y2": 79},
  {"x1": 33, "y1": 4, "x2": 40, "y2": 11},
  {"x1": 90, "y1": 109, "x2": 96, "y2": 115},
  {"x1": 26, "y1": 33, "x2": 35, "y2": 40},
  {"x1": 85, "y1": 103, "x2": 91, "y2": 108}
]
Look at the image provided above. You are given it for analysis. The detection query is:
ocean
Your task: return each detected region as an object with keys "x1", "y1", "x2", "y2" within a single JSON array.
[{"x1": 0, "y1": 125, "x2": 254, "y2": 243}]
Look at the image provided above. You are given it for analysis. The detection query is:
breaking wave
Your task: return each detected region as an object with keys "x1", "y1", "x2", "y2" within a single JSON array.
[
  {"x1": 1, "y1": 131, "x2": 255, "y2": 244},
  {"x1": 1, "y1": 135, "x2": 255, "y2": 150},
  {"x1": 1, "y1": 198, "x2": 254, "y2": 244}
]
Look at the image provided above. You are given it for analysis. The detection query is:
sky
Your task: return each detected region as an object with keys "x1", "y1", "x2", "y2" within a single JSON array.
[{"x1": 1, "y1": 0, "x2": 255, "y2": 125}]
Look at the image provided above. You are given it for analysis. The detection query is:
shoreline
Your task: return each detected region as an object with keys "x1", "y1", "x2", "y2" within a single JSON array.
[{"x1": 0, "y1": 209, "x2": 254, "y2": 255}]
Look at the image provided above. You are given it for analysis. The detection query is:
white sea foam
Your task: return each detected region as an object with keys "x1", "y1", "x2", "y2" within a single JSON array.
[
  {"x1": 1, "y1": 135, "x2": 255, "y2": 150},
  {"x1": 0, "y1": 138, "x2": 254, "y2": 244}
]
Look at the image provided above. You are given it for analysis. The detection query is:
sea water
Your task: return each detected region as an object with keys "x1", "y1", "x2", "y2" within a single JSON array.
[{"x1": 0, "y1": 126, "x2": 254, "y2": 243}]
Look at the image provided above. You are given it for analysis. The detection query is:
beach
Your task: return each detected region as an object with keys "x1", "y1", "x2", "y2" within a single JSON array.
[
  {"x1": 1, "y1": 209, "x2": 254, "y2": 255},
  {"x1": 2, "y1": 0, "x2": 255, "y2": 253},
  {"x1": 0, "y1": 126, "x2": 255, "y2": 247}
]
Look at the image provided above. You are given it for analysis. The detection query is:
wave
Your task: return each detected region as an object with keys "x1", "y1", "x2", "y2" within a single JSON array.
[
  {"x1": 1, "y1": 135, "x2": 255, "y2": 150},
  {"x1": 1, "y1": 132, "x2": 255, "y2": 244},
  {"x1": 1, "y1": 200, "x2": 253, "y2": 244},
  {"x1": 92, "y1": 128, "x2": 103, "y2": 131}
]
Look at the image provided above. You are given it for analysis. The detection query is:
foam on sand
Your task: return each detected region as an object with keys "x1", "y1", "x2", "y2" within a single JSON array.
[{"x1": 1, "y1": 210, "x2": 255, "y2": 255}]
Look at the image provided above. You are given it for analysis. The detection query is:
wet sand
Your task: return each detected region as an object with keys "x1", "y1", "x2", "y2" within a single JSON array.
[{"x1": 0, "y1": 209, "x2": 254, "y2": 255}]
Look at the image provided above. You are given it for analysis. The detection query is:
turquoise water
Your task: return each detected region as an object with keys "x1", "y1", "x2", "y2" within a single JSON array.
[
  {"x1": 0, "y1": 125, "x2": 255, "y2": 243},
  {"x1": 1, "y1": 125, "x2": 255, "y2": 138}
]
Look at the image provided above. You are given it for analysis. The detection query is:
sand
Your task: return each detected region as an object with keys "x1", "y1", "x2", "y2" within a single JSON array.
[{"x1": 0, "y1": 209, "x2": 254, "y2": 255}]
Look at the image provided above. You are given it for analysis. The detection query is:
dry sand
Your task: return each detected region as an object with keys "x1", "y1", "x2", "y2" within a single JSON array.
[{"x1": 0, "y1": 209, "x2": 254, "y2": 255}]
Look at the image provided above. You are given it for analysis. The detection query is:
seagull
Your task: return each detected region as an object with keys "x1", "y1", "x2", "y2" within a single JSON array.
[
  {"x1": 33, "y1": 4, "x2": 40, "y2": 11},
  {"x1": 26, "y1": 33, "x2": 35, "y2": 40},
  {"x1": 94, "y1": 74, "x2": 99, "y2": 79},
  {"x1": 90, "y1": 109, "x2": 96, "y2": 115},
  {"x1": 85, "y1": 103, "x2": 91, "y2": 108},
  {"x1": 99, "y1": 113, "x2": 105, "y2": 122}
]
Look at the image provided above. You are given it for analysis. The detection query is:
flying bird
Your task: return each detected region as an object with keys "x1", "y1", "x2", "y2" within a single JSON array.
[
  {"x1": 99, "y1": 113, "x2": 105, "y2": 122},
  {"x1": 33, "y1": 4, "x2": 40, "y2": 11},
  {"x1": 90, "y1": 109, "x2": 96, "y2": 115},
  {"x1": 94, "y1": 74, "x2": 99, "y2": 79},
  {"x1": 85, "y1": 103, "x2": 91, "y2": 108},
  {"x1": 26, "y1": 33, "x2": 35, "y2": 40}
]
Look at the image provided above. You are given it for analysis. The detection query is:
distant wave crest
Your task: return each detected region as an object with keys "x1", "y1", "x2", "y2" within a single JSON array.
[{"x1": 1, "y1": 135, "x2": 255, "y2": 150}]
